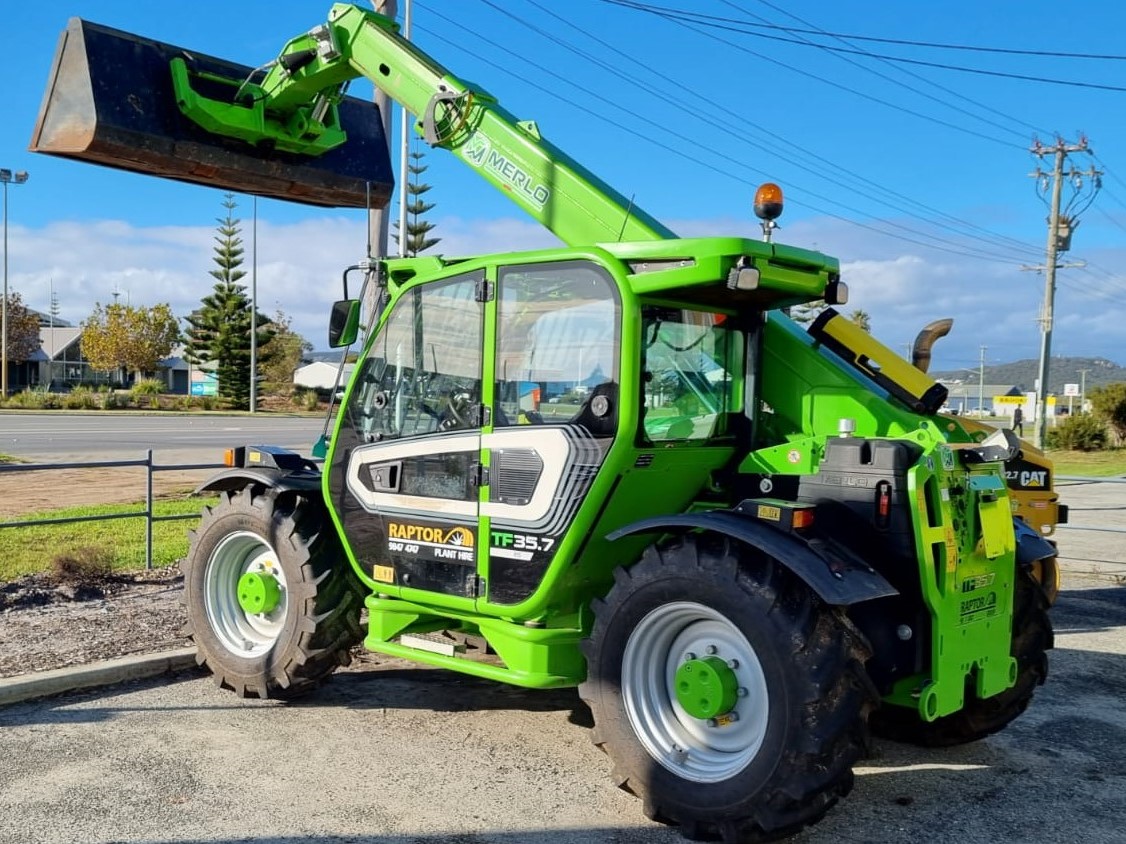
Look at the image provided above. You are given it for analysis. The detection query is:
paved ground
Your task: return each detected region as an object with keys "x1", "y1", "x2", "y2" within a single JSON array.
[
  {"x1": 0, "y1": 570, "x2": 1123, "y2": 844},
  {"x1": 1054, "y1": 476, "x2": 1126, "y2": 579},
  {"x1": 0, "y1": 413, "x2": 323, "y2": 464},
  {"x1": 0, "y1": 477, "x2": 1121, "y2": 844}
]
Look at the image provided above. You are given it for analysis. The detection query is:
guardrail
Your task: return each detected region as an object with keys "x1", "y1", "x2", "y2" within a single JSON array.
[{"x1": 0, "y1": 451, "x2": 221, "y2": 568}]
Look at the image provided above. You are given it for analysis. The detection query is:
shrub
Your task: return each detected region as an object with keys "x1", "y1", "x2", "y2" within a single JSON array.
[
  {"x1": 50, "y1": 546, "x2": 114, "y2": 587},
  {"x1": 6, "y1": 387, "x2": 58, "y2": 409},
  {"x1": 131, "y1": 378, "x2": 164, "y2": 399},
  {"x1": 63, "y1": 385, "x2": 97, "y2": 410},
  {"x1": 1046, "y1": 414, "x2": 1108, "y2": 451},
  {"x1": 299, "y1": 389, "x2": 320, "y2": 411}
]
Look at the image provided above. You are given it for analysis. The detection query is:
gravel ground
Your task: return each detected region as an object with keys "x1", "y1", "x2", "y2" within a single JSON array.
[{"x1": 0, "y1": 566, "x2": 190, "y2": 678}]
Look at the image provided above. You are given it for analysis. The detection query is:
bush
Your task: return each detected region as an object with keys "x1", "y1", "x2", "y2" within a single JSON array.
[
  {"x1": 299, "y1": 389, "x2": 320, "y2": 411},
  {"x1": 131, "y1": 378, "x2": 164, "y2": 399},
  {"x1": 62, "y1": 385, "x2": 97, "y2": 410},
  {"x1": 1046, "y1": 414, "x2": 1108, "y2": 451},
  {"x1": 50, "y1": 546, "x2": 114, "y2": 587},
  {"x1": 100, "y1": 390, "x2": 122, "y2": 410},
  {"x1": 6, "y1": 387, "x2": 59, "y2": 409}
]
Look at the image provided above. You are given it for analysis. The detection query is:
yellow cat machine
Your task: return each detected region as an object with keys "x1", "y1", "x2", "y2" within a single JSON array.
[{"x1": 913, "y1": 319, "x2": 1064, "y2": 603}]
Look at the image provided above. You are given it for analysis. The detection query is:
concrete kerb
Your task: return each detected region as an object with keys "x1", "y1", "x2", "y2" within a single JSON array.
[{"x1": 0, "y1": 647, "x2": 199, "y2": 706}]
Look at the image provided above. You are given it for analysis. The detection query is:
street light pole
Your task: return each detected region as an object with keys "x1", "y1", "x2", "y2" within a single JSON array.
[{"x1": 1, "y1": 168, "x2": 30, "y2": 398}]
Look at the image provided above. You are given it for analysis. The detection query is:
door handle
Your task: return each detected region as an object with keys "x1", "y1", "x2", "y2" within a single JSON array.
[{"x1": 368, "y1": 461, "x2": 401, "y2": 493}]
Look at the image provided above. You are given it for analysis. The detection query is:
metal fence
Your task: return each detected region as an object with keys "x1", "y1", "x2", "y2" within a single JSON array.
[
  {"x1": 1056, "y1": 474, "x2": 1126, "y2": 536},
  {"x1": 0, "y1": 451, "x2": 222, "y2": 568},
  {"x1": 0, "y1": 456, "x2": 1120, "y2": 563}
]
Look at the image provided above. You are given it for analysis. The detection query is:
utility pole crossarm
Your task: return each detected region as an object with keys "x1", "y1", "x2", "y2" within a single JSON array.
[{"x1": 1027, "y1": 136, "x2": 1102, "y2": 448}]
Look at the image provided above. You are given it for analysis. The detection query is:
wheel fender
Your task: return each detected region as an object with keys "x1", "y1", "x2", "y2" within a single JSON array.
[
  {"x1": 607, "y1": 512, "x2": 897, "y2": 606},
  {"x1": 196, "y1": 467, "x2": 323, "y2": 495},
  {"x1": 1014, "y1": 517, "x2": 1057, "y2": 567}
]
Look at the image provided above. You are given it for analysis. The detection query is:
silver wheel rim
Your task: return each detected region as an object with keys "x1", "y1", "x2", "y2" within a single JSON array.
[
  {"x1": 622, "y1": 601, "x2": 770, "y2": 783},
  {"x1": 204, "y1": 530, "x2": 288, "y2": 657}
]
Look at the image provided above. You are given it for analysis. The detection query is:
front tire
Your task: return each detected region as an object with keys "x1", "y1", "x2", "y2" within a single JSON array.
[
  {"x1": 184, "y1": 487, "x2": 366, "y2": 699},
  {"x1": 580, "y1": 534, "x2": 875, "y2": 842}
]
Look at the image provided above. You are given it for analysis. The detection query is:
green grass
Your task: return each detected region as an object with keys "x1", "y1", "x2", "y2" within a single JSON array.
[
  {"x1": 1046, "y1": 448, "x2": 1126, "y2": 477},
  {"x1": 0, "y1": 496, "x2": 217, "y2": 582}
]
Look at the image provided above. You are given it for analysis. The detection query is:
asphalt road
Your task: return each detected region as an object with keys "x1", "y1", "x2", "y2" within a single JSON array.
[
  {"x1": 0, "y1": 570, "x2": 1123, "y2": 844},
  {"x1": 0, "y1": 413, "x2": 325, "y2": 464},
  {"x1": 0, "y1": 439, "x2": 1121, "y2": 844}
]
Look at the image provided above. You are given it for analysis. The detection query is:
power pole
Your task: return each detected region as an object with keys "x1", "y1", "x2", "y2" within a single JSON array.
[
  {"x1": 1079, "y1": 368, "x2": 1090, "y2": 415},
  {"x1": 1024, "y1": 136, "x2": 1101, "y2": 448},
  {"x1": 364, "y1": 0, "x2": 397, "y2": 324},
  {"x1": 978, "y1": 345, "x2": 986, "y2": 417}
]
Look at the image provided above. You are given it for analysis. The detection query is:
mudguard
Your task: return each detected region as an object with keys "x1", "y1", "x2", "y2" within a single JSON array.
[
  {"x1": 196, "y1": 467, "x2": 322, "y2": 495},
  {"x1": 607, "y1": 511, "x2": 898, "y2": 606},
  {"x1": 1014, "y1": 517, "x2": 1057, "y2": 566}
]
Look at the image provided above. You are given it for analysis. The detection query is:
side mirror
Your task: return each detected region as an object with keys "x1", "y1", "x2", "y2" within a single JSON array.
[{"x1": 328, "y1": 299, "x2": 361, "y2": 348}]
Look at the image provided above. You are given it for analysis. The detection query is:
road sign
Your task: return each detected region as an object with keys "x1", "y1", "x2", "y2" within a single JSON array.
[{"x1": 1064, "y1": 383, "x2": 1080, "y2": 397}]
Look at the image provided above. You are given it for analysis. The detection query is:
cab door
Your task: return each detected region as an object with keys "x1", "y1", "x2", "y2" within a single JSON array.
[
  {"x1": 328, "y1": 270, "x2": 486, "y2": 598},
  {"x1": 480, "y1": 260, "x2": 622, "y2": 607}
]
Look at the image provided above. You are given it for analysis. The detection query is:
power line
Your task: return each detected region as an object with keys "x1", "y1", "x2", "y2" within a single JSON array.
[
  {"x1": 733, "y1": 0, "x2": 1049, "y2": 141},
  {"x1": 613, "y1": 3, "x2": 1126, "y2": 61},
  {"x1": 595, "y1": 1, "x2": 1018, "y2": 148},
  {"x1": 412, "y1": 12, "x2": 1033, "y2": 264},
  {"x1": 489, "y1": 0, "x2": 1040, "y2": 260},
  {"x1": 604, "y1": 0, "x2": 1126, "y2": 93}
]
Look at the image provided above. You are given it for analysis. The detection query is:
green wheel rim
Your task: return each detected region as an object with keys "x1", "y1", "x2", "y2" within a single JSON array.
[
  {"x1": 204, "y1": 531, "x2": 288, "y2": 657},
  {"x1": 622, "y1": 601, "x2": 770, "y2": 784}
]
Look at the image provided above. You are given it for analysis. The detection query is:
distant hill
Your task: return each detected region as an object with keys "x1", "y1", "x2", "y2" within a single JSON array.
[{"x1": 932, "y1": 357, "x2": 1126, "y2": 395}]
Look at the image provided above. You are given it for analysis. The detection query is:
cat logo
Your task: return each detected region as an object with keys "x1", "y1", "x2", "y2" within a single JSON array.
[{"x1": 1005, "y1": 467, "x2": 1049, "y2": 489}]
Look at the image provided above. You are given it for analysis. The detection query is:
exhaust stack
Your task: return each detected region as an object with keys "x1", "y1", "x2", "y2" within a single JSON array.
[{"x1": 911, "y1": 318, "x2": 954, "y2": 373}]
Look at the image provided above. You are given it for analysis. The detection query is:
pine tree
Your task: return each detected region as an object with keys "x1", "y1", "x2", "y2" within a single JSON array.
[
  {"x1": 184, "y1": 194, "x2": 274, "y2": 410},
  {"x1": 392, "y1": 150, "x2": 441, "y2": 256}
]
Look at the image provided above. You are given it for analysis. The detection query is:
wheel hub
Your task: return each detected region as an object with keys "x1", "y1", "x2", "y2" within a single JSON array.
[
  {"x1": 237, "y1": 570, "x2": 282, "y2": 615},
  {"x1": 674, "y1": 655, "x2": 739, "y2": 720}
]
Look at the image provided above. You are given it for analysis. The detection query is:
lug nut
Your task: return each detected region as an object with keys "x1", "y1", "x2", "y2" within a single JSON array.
[{"x1": 705, "y1": 644, "x2": 718, "y2": 655}]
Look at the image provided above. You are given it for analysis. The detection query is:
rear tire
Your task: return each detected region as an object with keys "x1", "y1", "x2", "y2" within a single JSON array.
[
  {"x1": 184, "y1": 487, "x2": 366, "y2": 699},
  {"x1": 871, "y1": 566, "x2": 1053, "y2": 747},
  {"x1": 579, "y1": 534, "x2": 875, "y2": 843}
]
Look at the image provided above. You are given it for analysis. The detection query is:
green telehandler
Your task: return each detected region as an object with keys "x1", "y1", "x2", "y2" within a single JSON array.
[{"x1": 32, "y1": 6, "x2": 1059, "y2": 841}]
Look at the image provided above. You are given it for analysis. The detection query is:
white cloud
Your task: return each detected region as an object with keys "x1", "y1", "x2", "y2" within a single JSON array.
[{"x1": 5, "y1": 213, "x2": 1124, "y2": 370}]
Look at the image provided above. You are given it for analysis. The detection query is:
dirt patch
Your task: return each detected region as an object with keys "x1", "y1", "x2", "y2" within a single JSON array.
[
  {"x1": 0, "y1": 467, "x2": 214, "y2": 518},
  {"x1": 0, "y1": 566, "x2": 190, "y2": 678}
]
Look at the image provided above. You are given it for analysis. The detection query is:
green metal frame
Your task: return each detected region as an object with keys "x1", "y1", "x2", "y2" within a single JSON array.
[{"x1": 163, "y1": 2, "x2": 1029, "y2": 707}]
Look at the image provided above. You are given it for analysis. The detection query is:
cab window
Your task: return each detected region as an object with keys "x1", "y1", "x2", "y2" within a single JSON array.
[
  {"x1": 494, "y1": 261, "x2": 620, "y2": 435},
  {"x1": 345, "y1": 272, "x2": 483, "y2": 442},
  {"x1": 641, "y1": 307, "x2": 740, "y2": 443}
]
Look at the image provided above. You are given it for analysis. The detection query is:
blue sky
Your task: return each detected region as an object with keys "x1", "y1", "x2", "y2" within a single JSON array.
[{"x1": 2, "y1": 0, "x2": 1125, "y2": 375}]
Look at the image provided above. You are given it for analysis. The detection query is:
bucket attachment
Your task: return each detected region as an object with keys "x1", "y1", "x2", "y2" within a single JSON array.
[{"x1": 29, "y1": 18, "x2": 394, "y2": 209}]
